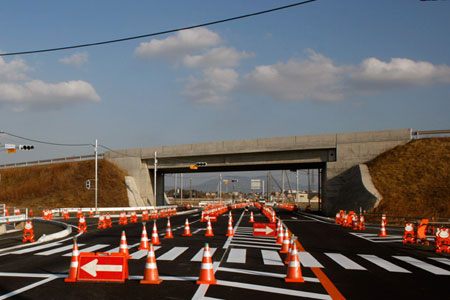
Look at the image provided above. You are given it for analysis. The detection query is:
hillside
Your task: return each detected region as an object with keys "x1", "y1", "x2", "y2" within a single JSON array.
[
  {"x1": 0, "y1": 160, "x2": 129, "y2": 213},
  {"x1": 366, "y1": 137, "x2": 450, "y2": 218}
]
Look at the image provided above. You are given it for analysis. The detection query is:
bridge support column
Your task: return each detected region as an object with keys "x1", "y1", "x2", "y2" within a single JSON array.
[{"x1": 149, "y1": 171, "x2": 165, "y2": 206}]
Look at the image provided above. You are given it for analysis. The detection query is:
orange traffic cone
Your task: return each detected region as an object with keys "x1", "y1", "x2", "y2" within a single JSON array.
[
  {"x1": 378, "y1": 214, "x2": 388, "y2": 237},
  {"x1": 78, "y1": 215, "x2": 87, "y2": 233},
  {"x1": 65, "y1": 240, "x2": 80, "y2": 282},
  {"x1": 22, "y1": 220, "x2": 35, "y2": 243},
  {"x1": 228, "y1": 211, "x2": 233, "y2": 223},
  {"x1": 164, "y1": 217, "x2": 174, "y2": 239},
  {"x1": 29, "y1": 209, "x2": 34, "y2": 218},
  {"x1": 105, "y1": 213, "x2": 112, "y2": 228},
  {"x1": 205, "y1": 219, "x2": 214, "y2": 237},
  {"x1": 280, "y1": 228, "x2": 290, "y2": 253},
  {"x1": 249, "y1": 211, "x2": 254, "y2": 223},
  {"x1": 276, "y1": 222, "x2": 284, "y2": 245},
  {"x1": 63, "y1": 209, "x2": 70, "y2": 220},
  {"x1": 285, "y1": 241, "x2": 304, "y2": 283},
  {"x1": 182, "y1": 218, "x2": 192, "y2": 236},
  {"x1": 225, "y1": 217, "x2": 234, "y2": 237},
  {"x1": 140, "y1": 244, "x2": 162, "y2": 284},
  {"x1": 97, "y1": 214, "x2": 106, "y2": 229},
  {"x1": 285, "y1": 235, "x2": 295, "y2": 264},
  {"x1": 138, "y1": 223, "x2": 149, "y2": 250},
  {"x1": 196, "y1": 243, "x2": 217, "y2": 285},
  {"x1": 151, "y1": 221, "x2": 161, "y2": 245},
  {"x1": 119, "y1": 231, "x2": 130, "y2": 258}
]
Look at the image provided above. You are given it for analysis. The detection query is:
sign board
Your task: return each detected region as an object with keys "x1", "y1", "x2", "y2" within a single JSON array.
[
  {"x1": 77, "y1": 253, "x2": 128, "y2": 282},
  {"x1": 251, "y1": 179, "x2": 261, "y2": 190},
  {"x1": 204, "y1": 215, "x2": 217, "y2": 222},
  {"x1": 4, "y1": 144, "x2": 15, "y2": 150},
  {"x1": 253, "y1": 222, "x2": 276, "y2": 237}
]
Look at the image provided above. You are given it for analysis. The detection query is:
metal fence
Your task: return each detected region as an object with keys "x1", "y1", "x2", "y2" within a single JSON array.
[{"x1": 0, "y1": 154, "x2": 104, "y2": 169}]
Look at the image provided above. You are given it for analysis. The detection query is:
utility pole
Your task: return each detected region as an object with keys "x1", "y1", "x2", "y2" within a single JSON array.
[
  {"x1": 267, "y1": 172, "x2": 271, "y2": 202},
  {"x1": 174, "y1": 174, "x2": 177, "y2": 204},
  {"x1": 296, "y1": 169, "x2": 299, "y2": 203},
  {"x1": 181, "y1": 173, "x2": 183, "y2": 205},
  {"x1": 189, "y1": 177, "x2": 192, "y2": 202},
  {"x1": 219, "y1": 173, "x2": 222, "y2": 205},
  {"x1": 94, "y1": 139, "x2": 98, "y2": 212},
  {"x1": 154, "y1": 152, "x2": 157, "y2": 205},
  {"x1": 282, "y1": 170, "x2": 285, "y2": 203}
]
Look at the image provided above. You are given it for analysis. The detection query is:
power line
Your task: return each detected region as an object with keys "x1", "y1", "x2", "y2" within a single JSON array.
[
  {"x1": 0, "y1": 0, "x2": 317, "y2": 57},
  {"x1": 1, "y1": 131, "x2": 93, "y2": 147}
]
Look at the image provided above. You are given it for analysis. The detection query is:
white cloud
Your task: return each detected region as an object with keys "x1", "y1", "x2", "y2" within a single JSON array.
[
  {"x1": 183, "y1": 47, "x2": 253, "y2": 68},
  {"x1": 0, "y1": 80, "x2": 101, "y2": 109},
  {"x1": 59, "y1": 52, "x2": 88, "y2": 66},
  {"x1": 134, "y1": 28, "x2": 220, "y2": 61},
  {"x1": 244, "y1": 50, "x2": 450, "y2": 102},
  {"x1": 182, "y1": 68, "x2": 238, "y2": 104},
  {"x1": 0, "y1": 57, "x2": 32, "y2": 81}
]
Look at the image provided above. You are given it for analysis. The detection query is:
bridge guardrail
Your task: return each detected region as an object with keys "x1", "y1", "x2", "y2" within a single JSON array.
[{"x1": 0, "y1": 154, "x2": 104, "y2": 169}]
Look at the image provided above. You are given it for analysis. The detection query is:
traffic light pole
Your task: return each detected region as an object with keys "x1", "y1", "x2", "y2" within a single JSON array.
[{"x1": 95, "y1": 139, "x2": 98, "y2": 212}]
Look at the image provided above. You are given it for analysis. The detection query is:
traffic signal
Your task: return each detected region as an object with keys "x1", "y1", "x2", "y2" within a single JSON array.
[
  {"x1": 19, "y1": 145, "x2": 34, "y2": 150},
  {"x1": 196, "y1": 162, "x2": 207, "y2": 167},
  {"x1": 190, "y1": 164, "x2": 198, "y2": 170}
]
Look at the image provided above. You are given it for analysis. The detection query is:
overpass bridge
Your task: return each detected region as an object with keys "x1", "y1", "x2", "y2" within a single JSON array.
[{"x1": 105, "y1": 129, "x2": 412, "y2": 215}]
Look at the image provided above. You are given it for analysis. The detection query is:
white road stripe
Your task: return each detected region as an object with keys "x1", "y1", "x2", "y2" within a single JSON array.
[
  {"x1": 191, "y1": 248, "x2": 217, "y2": 262},
  {"x1": 325, "y1": 253, "x2": 366, "y2": 270},
  {"x1": 216, "y1": 280, "x2": 331, "y2": 300},
  {"x1": 217, "y1": 266, "x2": 319, "y2": 283},
  {"x1": 63, "y1": 244, "x2": 109, "y2": 256},
  {"x1": 298, "y1": 252, "x2": 324, "y2": 268},
  {"x1": 229, "y1": 239, "x2": 280, "y2": 247},
  {"x1": 35, "y1": 244, "x2": 85, "y2": 256},
  {"x1": 130, "y1": 246, "x2": 161, "y2": 260},
  {"x1": 157, "y1": 247, "x2": 189, "y2": 261},
  {"x1": 234, "y1": 233, "x2": 276, "y2": 240},
  {"x1": 227, "y1": 248, "x2": 246, "y2": 264},
  {"x1": 0, "y1": 276, "x2": 58, "y2": 300},
  {"x1": 104, "y1": 243, "x2": 140, "y2": 254},
  {"x1": 393, "y1": 256, "x2": 450, "y2": 275},
  {"x1": 261, "y1": 250, "x2": 284, "y2": 266},
  {"x1": 230, "y1": 243, "x2": 280, "y2": 250},
  {"x1": 232, "y1": 236, "x2": 280, "y2": 243},
  {"x1": 10, "y1": 242, "x2": 62, "y2": 254},
  {"x1": 429, "y1": 257, "x2": 450, "y2": 267},
  {"x1": 359, "y1": 255, "x2": 410, "y2": 273}
]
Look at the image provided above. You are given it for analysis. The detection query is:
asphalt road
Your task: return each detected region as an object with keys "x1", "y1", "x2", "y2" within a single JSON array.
[{"x1": 0, "y1": 207, "x2": 449, "y2": 300}]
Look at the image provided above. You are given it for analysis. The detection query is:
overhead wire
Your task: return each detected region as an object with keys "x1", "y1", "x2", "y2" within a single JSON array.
[{"x1": 0, "y1": 0, "x2": 317, "y2": 57}]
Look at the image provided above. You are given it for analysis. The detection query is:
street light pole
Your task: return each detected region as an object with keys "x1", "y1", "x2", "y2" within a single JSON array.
[
  {"x1": 95, "y1": 139, "x2": 98, "y2": 212},
  {"x1": 154, "y1": 152, "x2": 157, "y2": 205}
]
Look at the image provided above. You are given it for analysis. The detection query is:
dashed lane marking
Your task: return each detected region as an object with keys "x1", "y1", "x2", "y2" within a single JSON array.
[
  {"x1": 217, "y1": 266, "x2": 320, "y2": 283},
  {"x1": 261, "y1": 250, "x2": 284, "y2": 266},
  {"x1": 393, "y1": 256, "x2": 450, "y2": 275},
  {"x1": 35, "y1": 244, "x2": 85, "y2": 256},
  {"x1": 62, "y1": 244, "x2": 109, "y2": 256},
  {"x1": 157, "y1": 246, "x2": 189, "y2": 261},
  {"x1": 324, "y1": 253, "x2": 366, "y2": 270},
  {"x1": 229, "y1": 243, "x2": 280, "y2": 250},
  {"x1": 226, "y1": 248, "x2": 246, "y2": 264},
  {"x1": 10, "y1": 242, "x2": 62, "y2": 255},
  {"x1": 191, "y1": 248, "x2": 217, "y2": 262},
  {"x1": 429, "y1": 257, "x2": 450, "y2": 267},
  {"x1": 298, "y1": 252, "x2": 324, "y2": 268},
  {"x1": 358, "y1": 254, "x2": 410, "y2": 273}
]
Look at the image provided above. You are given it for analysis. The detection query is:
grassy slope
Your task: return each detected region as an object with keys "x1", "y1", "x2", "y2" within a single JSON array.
[
  {"x1": 366, "y1": 137, "x2": 450, "y2": 218},
  {"x1": 0, "y1": 160, "x2": 129, "y2": 213}
]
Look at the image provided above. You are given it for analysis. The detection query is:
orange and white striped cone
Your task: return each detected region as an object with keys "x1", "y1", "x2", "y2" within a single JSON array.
[
  {"x1": 285, "y1": 242, "x2": 304, "y2": 283},
  {"x1": 228, "y1": 211, "x2": 233, "y2": 223},
  {"x1": 119, "y1": 230, "x2": 130, "y2": 259},
  {"x1": 196, "y1": 243, "x2": 217, "y2": 285},
  {"x1": 205, "y1": 219, "x2": 214, "y2": 237},
  {"x1": 164, "y1": 217, "x2": 174, "y2": 239},
  {"x1": 182, "y1": 218, "x2": 192, "y2": 236},
  {"x1": 249, "y1": 211, "x2": 254, "y2": 223},
  {"x1": 276, "y1": 223, "x2": 284, "y2": 245},
  {"x1": 225, "y1": 218, "x2": 234, "y2": 237},
  {"x1": 280, "y1": 228, "x2": 290, "y2": 253},
  {"x1": 140, "y1": 244, "x2": 162, "y2": 284},
  {"x1": 151, "y1": 221, "x2": 161, "y2": 245},
  {"x1": 65, "y1": 240, "x2": 80, "y2": 282},
  {"x1": 378, "y1": 214, "x2": 388, "y2": 237},
  {"x1": 138, "y1": 223, "x2": 150, "y2": 250},
  {"x1": 285, "y1": 235, "x2": 295, "y2": 264}
]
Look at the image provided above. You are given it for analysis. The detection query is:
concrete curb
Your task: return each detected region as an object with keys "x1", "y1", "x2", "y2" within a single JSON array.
[{"x1": 0, "y1": 218, "x2": 74, "y2": 254}]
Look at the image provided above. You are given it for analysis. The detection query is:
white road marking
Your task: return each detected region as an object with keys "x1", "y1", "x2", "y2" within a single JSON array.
[
  {"x1": 393, "y1": 256, "x2": 450, "y2": 275},
  {"x1": 324, "y1": 253, "x2": 366, "y2": 270},
  {"x1": 62, "y1": 244, "x2": 109, "y2": 256},
  {"x1": 226, "y1": 248, "x2": 246, "y2": 264},
  {"x1": 35, "y1": 244, "x2": 85, "y2": 256},
  {"x1": 105, "y1": 243, "x2": 139, "y2": 254},
  {"x1": 217, "y1": 266, "x2": 319, "y2": 283},
  {"x1": 261, "y1": 250, "x2": 284, "y2": 266},
  {"x1": 298, "y1": 252, "x2": 324, "y2": 268},
  {"x1": 229, "y1": 243, "x2": 281, "y2": 250},
  {"x1": 10, "y1": 242, "x2": 62, "y2": 254},
  {"x1": 157, "y1": 247, "x2": 188, "y2": 261},
  {"x1": 0, "y1": 276, "x2": 58, "y2": 300},
  {"x1": 216, "y1": 279, "x2": 332, "y2": 300},
  {"x1": 232, "y1": 236, "x2": 280, "y2": 243},
  {"x1": 191, "y1": 247, "x2": 217, "y2": 262},
  {"x1": 429, "y1": 257, "x2": 450, "y2": 267},
  {"x1": 358, "y1": 255, "x2": 410, "y2": 273}
]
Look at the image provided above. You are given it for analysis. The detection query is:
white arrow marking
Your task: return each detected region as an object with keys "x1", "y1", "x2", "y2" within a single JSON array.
[
  {"x1": 254, "y1": 226, "x2": 274, "y2": 235},
  {"x1": 81, "y1": 259, "x2": 123, "y2": 277}
]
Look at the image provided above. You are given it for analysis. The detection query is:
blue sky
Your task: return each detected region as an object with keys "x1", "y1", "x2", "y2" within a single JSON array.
[{"x1": 1, "y1": 0, "x2": 449, "y2": 165}]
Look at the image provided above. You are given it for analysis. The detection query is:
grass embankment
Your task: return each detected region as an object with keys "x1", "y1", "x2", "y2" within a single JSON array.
[
  {"x1": 0, "y1": 160, "x2": 128, "y2": 214},
  {"x1": 367, "y1": 137, "x2": 450, "y2": 219}
]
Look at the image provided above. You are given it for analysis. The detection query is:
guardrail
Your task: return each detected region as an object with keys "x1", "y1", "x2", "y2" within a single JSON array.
[
  {"x1": 0, "y1": 154, "x2": 104, "y2": 169},
  {"x1": 0, "y1": 214, "x2": 26, "y2": 224},
  {"x1": 412, "y1": 129, "x2": 450, "y2": 139}
]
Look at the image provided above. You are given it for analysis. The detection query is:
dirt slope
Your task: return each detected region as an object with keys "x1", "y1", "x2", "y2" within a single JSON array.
[
  {"x1": 367, "y1": 137, "x2": 450, "y2": 218},
  {"x1": 0, "y1": 160, "x2": 128, "y2": 213}
]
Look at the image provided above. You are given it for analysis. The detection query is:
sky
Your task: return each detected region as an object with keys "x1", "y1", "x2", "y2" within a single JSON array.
[{"x1": 1, "y1": 0, "x2": 450, "y2": 167}]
